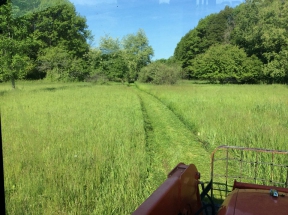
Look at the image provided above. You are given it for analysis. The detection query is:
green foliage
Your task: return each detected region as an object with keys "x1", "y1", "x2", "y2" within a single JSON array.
[
  {"x1": 0, "y1": 0, "x2": 92, "y2": 85},
  {"x1": 38, "y1": 46, "x2": 70, "y2": 81},
  {"x1": 86, "y1": 29, "x2": 154, "y2": 83},
  {"x1": 86, "y1": 50, "x2": 129, "y2": 83},
  {"x1": 11, "y1": 0, "x2": 69, "y2": 18},
  {"x1": 189, "y1": 44, "x2": 262, "y2": 83},
  {"x1": 175, "y1": 1, "x2": 288, "y2": 83},
  {"x1": 102, "y1": 51, "x2": 129, "y2": 82},
  {"x1": 122, "y1": 29, "x2": 154, "y2": 81},
  {"x1": 37, "y1": 46, "x2": 87, "y2": 82},
  {"x1": 138, "y1": 62, "x2": 182, "y2": 85},
  {"x1": 174, "y1": 29, "x2": 200, "y2": 70},
  {"x1": 0, "y1": 2, "x2": 36, "y2": 86},
  {"x1": 27, "y1": 2, "x2": 92, "y2": 57},
  {"x1": 11, "y1": 54, "x2": 33, "y2": 78},
  {"x1": 153, "y1": 57, "x2": 181, "y2": 66},
  {"x1": 174, "y1": 6, "x2": 234, "y2": 70},
  {"x1": 99, "y1": 34, "x2": 121, "y2": 53},
  {"x1": 0, "y1": 52, "x2": 33, "y2": 86},
  {"x1": 94, "y1": 35, "x2": 129, "y2": 82},
  {"x1": 263, "y1": 49, "x2": 288, "y2": 83},
  {"x1": 230, "y1": 0, "x2": 288, "y2": 83},
  {"x1": 68, "y1": 57, "x2": 88, "y2": 82}
]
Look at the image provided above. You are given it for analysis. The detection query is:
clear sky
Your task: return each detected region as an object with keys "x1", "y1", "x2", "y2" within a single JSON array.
[{"x1": 69, "y1": 0, "x2": 245, "y2": 60}]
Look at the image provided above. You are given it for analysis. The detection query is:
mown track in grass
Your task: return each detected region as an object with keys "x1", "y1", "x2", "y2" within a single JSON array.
[
  {"x1": 137, "y1": 94, "x2": 154, "y2": 185},
  {"x1": 134, "y1": 82, "x2": 288, "y2": 201},
  {"x1": 135, "y1": 83, "x2": 288, "y2": 152},
  {"x1": 135, "y1": 83, "x2": 211, "y2": 151},
  {"x1": 134, "y1": 86, "x2": 211, "y2": 183}
]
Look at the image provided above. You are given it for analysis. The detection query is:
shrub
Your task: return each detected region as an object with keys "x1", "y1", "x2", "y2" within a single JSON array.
[
  {"x1": 188, "y1": 44, "x2": 263, "y2": 84},
  {"x1": 138, "y1": 62, "x2": 182, "y2": 85}
]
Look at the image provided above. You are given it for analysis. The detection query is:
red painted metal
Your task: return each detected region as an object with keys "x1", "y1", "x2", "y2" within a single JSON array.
[
  {"x1": 213, "y1": 146, "x2": 288, "y2": 215},
  {"x1": 233, "y1": 181, "x2": 288, "y2": 193},
  {"x1": 133, "y1": 146, "x2": 288, "y2": 215},
  {"x1": 132, "y1": 163, "x2": 202, "y2": 215},
  {"x1": 218, "y1": 187, "x2": 288, "y2": 215}
]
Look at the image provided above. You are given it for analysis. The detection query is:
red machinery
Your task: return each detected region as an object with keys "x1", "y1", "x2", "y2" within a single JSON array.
[{"x1": 133, "y1": 146, "x2": 288, "y2": 215}]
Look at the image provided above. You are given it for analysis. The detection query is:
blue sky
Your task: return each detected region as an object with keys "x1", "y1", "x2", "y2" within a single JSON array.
[{"x1": 69, "y1": 0, "x2": 245, "y2": 60}]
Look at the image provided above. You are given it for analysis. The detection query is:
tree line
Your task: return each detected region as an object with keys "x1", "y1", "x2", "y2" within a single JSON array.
[
  {"x1": 174, "y1": 0, "x2": 288, "y2": 84},
  {"x1": 1, "y1": 0, "x2": 288, "y2": 86},
  {"x1": 0, "y1": 0, "x2": 154, "y2": 87}
]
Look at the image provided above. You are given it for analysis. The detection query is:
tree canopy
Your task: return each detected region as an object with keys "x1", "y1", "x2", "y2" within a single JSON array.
[
  {"x1": 0, "y1": 0, "x2": 154, "y2": 86},
  {"x1": 87, "y1": 29, "x2": 154, "y2": 83},
  {"x1": 0, "y1": 0, "x2": 92, "y2": 85},
  {"x1": 189, "y1": 44, "x2": 262, "y2": 84},
  {"x1": 174, "y1": 0, "x2": 288, "y2": 84},
  {"x1": 174, "y1": 6, "x2": 234, "y2": 68},
  {"x1": 2, "y1": 0, "x2": 288, "y2": 85}
]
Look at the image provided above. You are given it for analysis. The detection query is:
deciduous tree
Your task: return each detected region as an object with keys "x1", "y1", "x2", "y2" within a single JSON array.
[
  {"x1": 122, "y1": 29, "x2": 154, "y2": 81},
  {"x1": 190, "y1": 44, "x2": 262, "y2": 84}
]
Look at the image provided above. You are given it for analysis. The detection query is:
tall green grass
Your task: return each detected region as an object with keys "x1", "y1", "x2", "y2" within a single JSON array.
[
  {"x1": 137, "y1": 83, "x2": 288, "y2": 151},
  {"x1": 1, "y1": 83, "x2": 150, "y2": 214},
  {"x1": 136, "y1": 82, "x2": 288, "y2": 201},
  {"x1": 1, "y1": 81, "x2": 288, "y2": 213},
  {"x1": 135, "y1": 88, "x2": 210, "y2": 188}
]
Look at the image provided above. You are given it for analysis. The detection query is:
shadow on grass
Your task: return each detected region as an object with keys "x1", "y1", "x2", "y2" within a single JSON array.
[
  {"x1": 35, "y1": 84, "x2": 93, "y2": 92},
  {"x1": 200, "y1": 180, "x2": 225, "y2": 215},
  {"x1": 0, "y1": 91, "x2": 8, "y2": 96},
  {"x1": 41, "y1": 86, "x2": 71, "y2": 91}
]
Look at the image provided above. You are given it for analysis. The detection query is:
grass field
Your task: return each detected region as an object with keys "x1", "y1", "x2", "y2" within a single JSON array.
[
  {"x1": 1, "y1": 81, "x2": 288, "y2": 214},
  {"x1": 137, "y1": 82, "x2": 288, "y2": 151}
]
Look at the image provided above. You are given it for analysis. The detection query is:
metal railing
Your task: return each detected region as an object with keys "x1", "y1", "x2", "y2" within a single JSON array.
[{"x1": 210, "y1": 145, "x2": 288, "y2": 201}]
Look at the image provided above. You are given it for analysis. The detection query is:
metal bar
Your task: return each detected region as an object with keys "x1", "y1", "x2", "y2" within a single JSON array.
[
  {"x1": 213, "y1": 174, "x2": 286, "y2": 183},
  {"x1": 210, "y1": 145, "x2": 288, "y2": 200},
  {"x1": 210, "y1": 148, "x2": 215, "y2": 199},
  {"x1": 213, "y1": 159, "x2": 287, "y2": 167},
  {"x1": 240, "y1": 150, "x2": 243, "y2": 182},
  {"x1": 286, "y1": 166, "x2": 288, "y2": 188},
  {"x1": 214, "y1": 145, "x2": 288, "y2": 154},
  {"x1": 271, "y1": 152, "x2": 274, "y2": 183},
  {"x1": 255, "y1": 152, "x2": 258, "y2": 184}
]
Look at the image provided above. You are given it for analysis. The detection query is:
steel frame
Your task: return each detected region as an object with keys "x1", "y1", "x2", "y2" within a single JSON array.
[{"x1": 210, "y1": 145, "x2": 288, "y2": 201}]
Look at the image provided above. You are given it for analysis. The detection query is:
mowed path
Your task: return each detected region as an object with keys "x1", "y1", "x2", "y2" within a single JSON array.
[{"x1": 134, "y1": 86, "x2": 211, "y2": 184}]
